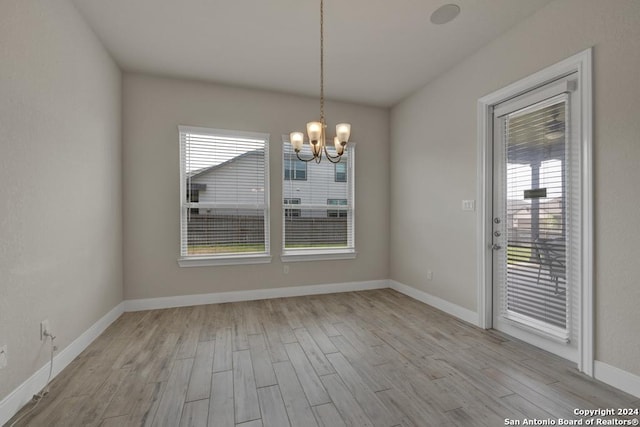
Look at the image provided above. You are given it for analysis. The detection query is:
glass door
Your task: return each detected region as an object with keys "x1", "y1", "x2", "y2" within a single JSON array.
[{"x1": 492, "y1": 75, "x2": 579, "y2": 360}]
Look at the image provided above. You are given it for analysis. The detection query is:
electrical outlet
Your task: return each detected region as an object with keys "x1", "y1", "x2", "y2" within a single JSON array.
[
  {"x1": 40, "y1": 320, "x2": 50, "y2": 341},
  {"x1": 283, "y1": 264, "x2": 290, "y2": 274},
  {"x1": 427, "y1": 270, "x2": 433, "y2": 280},
  {"x1": 0, "y1": 345, "x2": 7, "y2": 369}
]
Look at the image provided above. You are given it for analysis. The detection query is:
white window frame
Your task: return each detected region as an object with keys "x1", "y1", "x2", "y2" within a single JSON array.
[
  {"x1": 327, "y1": 198, "x2": 348, "y2": 218},
  {"x1": 178, "y1": 125, "x2": 271, "y2": 267},
  {"x1": 334, "y1": 161, "x2": 347, "y2": 182},
  {"x1": 284, "y1": 198, "x2": 302, "y2": 218},
  {"x1": 284, "y1": 157, "x2": 308, "y2": 181},
  {"x1": 281, "y1": 137, "x2": 356, "y2": 263}
]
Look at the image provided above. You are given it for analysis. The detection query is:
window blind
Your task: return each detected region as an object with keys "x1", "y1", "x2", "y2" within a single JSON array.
[
  {"x1": 179, "y1": 126, "x2": 270, "y2": 259},
  {"x1": 282, "y1": 140, "x2": 354, "y2": 254},
  {"x1": 498, "y1": 97, "x2": 569, "y2": 339}
]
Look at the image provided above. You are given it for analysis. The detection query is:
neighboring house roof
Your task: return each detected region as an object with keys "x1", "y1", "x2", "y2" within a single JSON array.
[{"x1": 187, "y1": 149, "x2": 264, "y2": 179}]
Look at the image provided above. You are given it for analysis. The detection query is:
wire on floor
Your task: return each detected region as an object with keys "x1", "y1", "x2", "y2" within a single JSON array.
[{"x1": 9, "y1": 332, "x2": 57, "y2": 427}]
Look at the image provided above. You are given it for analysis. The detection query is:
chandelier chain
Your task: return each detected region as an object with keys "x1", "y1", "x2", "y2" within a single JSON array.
[
  {"x1": 320, "y1": 0, "x2": 324, "y2": 124},
  {"x1": 289, "y1": 0, "x2": 349, "y2": 164}
]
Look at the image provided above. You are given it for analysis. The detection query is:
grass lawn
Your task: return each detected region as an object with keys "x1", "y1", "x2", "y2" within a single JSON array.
[
  {"x1": 507, "y1": 245, "x2": 532, "y2": 264},
  {"x1": 284, "y1": 243, "x2": 347, "y2": 249},
  {"x1": 188, "y1": 242, "x2": 348, "y2": 255},
  {"x1": 188, "y1": 244, "x2": 265, "y2": 255}
]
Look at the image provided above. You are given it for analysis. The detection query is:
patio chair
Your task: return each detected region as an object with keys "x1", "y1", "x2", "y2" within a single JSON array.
[{"x1": 533, "y1": 238, "x2": 566, "y2": 295}]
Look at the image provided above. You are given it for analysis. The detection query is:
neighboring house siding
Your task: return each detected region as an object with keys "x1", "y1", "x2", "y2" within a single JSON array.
[
  {"x1": 190, "y1": 150, "x2": 349, "y2": 217},
  {"x1": 282, "y1": 142, "x2": 350, "y2": 219},
  {"x1": 191, "y1": 151, "x2": 266, "y2": 215},
  {"x1": 283, "y1": 157, "x2": 348, "y2": 211}
]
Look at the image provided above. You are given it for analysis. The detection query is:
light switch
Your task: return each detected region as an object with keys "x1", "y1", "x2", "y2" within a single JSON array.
[{"x1": 462, "y1": 200, "x2": 475, "y2": 211}]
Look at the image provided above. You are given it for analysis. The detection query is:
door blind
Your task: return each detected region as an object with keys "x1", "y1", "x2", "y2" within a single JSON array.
[
  {"x1": 179, "y1": 126, "x2": 270, "y2": 258},
  {"x1": 499, "y1": 97, "x2": 569, "y2": 339}
]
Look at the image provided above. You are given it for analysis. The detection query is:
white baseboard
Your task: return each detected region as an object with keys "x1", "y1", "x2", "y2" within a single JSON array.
[
  {"x1": 124, "y1": 280, "x2": 389, "y2": 312},
  {"x1": 389, "y1": 280, "x2": 479, "y2": 326},
  {"x1": 0, "y1": 302, "x2": 124, "y2": 426},
  {"x1": 594, "y1": 360, "x2": 640, "y2": 399}
]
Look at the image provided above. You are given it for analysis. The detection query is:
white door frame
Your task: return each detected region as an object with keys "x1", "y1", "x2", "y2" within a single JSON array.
[{"x1": 476, "y1": 48, "x2": 593, "y2": 375}]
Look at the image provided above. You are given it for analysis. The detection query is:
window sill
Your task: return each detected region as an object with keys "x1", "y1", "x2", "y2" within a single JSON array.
[
  {"x1": 280, "y1": 249, "x2": 357, "y2": 263},
  {"x1": 178, "y1": 254, "x2": 272, "y2": 267}
]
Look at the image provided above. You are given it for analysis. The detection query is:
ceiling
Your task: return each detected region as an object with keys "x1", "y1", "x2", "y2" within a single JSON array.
[{"x1": 72, "y1": 0, "x2": 553, "y2": 107}]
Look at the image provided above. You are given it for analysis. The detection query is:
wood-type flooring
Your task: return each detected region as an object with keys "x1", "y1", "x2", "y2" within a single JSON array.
[{"x1": 7, "y1": 289, "x2": 638, "y2": 426}]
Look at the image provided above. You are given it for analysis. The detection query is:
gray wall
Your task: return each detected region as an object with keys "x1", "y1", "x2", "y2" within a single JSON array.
[
  {"x1": 0, "y1": 0, "x2": 122, "y2": 400},
  {"x1": 390, "y1": 0, "x2": 640, "y2": 376},
  {"x1": 123, "y1": 74, "x2": 389, "y2": 299}
]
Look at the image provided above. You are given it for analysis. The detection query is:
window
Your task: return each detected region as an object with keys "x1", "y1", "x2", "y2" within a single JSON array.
[
  {"x1": 335, "y1": 162, "x2": 347, "y2": 182},
  {"x1": 284, "y1": 157, "x2": 307, "y2": 180},
  {"x1": 282, "y1": 138, "x2": 355, "y2": 261},
  {"x1": 327, "y1": 198, "x2": 347, "y2": 218},
  {"x1": 284, "y1": 198, "x2": 301, "y2": 218},
  {"x1": 186, "y1": 183, "x2": 205, "y2": 215},
  {"x1": 179, "y1": 126, "x2": 270, "y2": 266}
]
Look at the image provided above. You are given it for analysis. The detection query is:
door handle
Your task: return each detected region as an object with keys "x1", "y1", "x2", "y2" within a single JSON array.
[{"x1": 492, "y1": 244, "x2": 502, "y2": 250}]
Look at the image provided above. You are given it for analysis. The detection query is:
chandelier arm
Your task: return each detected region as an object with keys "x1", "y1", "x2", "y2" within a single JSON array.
[
  {"x1": 295, "y1": 151, "x2": 317, "y2": 163},
  {"x1": 315, "y1": 139, "x2": 323, "y2": 163},
  {"x1": 323, "y1": 145, "x2": 343, "y2": 163}
]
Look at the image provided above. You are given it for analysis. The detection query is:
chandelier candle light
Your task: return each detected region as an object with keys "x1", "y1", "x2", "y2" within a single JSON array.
[{"x1": 289, "y1": 0, "x2": 351, "y2": 164}]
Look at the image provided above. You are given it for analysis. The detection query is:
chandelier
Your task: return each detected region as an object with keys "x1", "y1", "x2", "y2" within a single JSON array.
[{"x1": 289, "y1": 0, "x2": 351, "y2": 164}]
